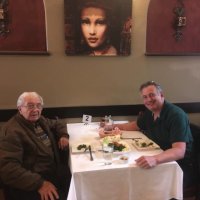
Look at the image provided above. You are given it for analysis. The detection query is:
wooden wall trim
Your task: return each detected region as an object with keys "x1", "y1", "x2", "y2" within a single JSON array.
[{"x1": 0, "y1": 102, "x2": 199, "y2": 122}]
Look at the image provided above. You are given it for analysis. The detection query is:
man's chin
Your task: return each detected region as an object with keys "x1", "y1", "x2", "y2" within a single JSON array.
[
  {"x1": 146, "y1": 105, "x2": 155, "y2": 111},
  {"x1": 29, "y1": 117, "x2": 39, "y2": 122}
]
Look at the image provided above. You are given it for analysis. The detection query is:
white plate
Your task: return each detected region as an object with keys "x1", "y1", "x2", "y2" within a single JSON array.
[
  {"x1": 132, "y1": 139, "x2": 160, "y2": 151},
  {"x1": 71, "y1": 143, "x2": 94, "y2": 154}
]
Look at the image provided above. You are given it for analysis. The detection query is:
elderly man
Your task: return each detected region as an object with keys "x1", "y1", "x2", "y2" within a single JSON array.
[
  {"x1": 112, "y1": 81, "x2": 193, "y2": 188},
  {"x1": 0, "y1": 92, "x2": 70, "y2": 200}
]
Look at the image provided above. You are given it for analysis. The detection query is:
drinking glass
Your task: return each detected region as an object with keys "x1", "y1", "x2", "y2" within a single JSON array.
[
  {"x1": 104, "y1": 117, "x2": 114, "y2": 132},
  {"x1": 102, "y1": 143, "x2": 114, "y2": 165}
]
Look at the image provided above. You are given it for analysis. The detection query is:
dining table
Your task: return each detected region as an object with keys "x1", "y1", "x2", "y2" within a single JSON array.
[{"x1": 66, "y1": 122, "x2": 183, "y2": 200}]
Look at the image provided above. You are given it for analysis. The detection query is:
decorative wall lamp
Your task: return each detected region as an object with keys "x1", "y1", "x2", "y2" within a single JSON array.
[
  {"x1": 0, "y1": 0, "x2": 10, "y2": 37},
  {"x1": 173, "y1": 0, "x2": 186, "y2": 41}
]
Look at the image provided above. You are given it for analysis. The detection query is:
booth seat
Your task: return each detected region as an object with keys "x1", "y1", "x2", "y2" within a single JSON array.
[{"x1": 184, "y1": 123, "x2": 200, "y2": 200}]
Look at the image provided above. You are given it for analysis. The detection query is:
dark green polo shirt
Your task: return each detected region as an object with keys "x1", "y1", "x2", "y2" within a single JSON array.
[{"x1": 137, "y1": 101, "x2": 193, "y2": 161}]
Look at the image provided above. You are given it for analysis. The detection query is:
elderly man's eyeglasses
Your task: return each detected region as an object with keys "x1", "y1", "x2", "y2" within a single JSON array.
[{"x1": 22, "y1": 104, "x2": 43, "y2": 110}]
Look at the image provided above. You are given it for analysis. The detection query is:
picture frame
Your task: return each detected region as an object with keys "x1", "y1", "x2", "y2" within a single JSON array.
[{"x1": 64, "y1": 0, "x2": 132, "y2": 56}]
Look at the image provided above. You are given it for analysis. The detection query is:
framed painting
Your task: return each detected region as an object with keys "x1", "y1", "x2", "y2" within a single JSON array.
[
  {"x1": 0, "y1": 0, "x2": 48, "y2": 55},
  {"x1": 64, "y1": 0, "x2": 132, "y2": 56}
]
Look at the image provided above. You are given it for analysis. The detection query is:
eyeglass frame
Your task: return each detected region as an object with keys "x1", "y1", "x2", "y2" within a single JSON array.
[{"x1": 21, "y1": 103, "x2": 43, "y2": 110}]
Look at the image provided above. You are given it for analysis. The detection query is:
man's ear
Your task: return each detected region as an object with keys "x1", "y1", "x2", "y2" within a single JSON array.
[{"x1": 18, "y1": 107, "x2": 22, "y2": 113}]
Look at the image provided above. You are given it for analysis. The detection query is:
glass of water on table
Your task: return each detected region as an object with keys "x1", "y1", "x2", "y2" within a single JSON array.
[{"x1": 102, "y1": 143, "x2": 114, "y2": 165}]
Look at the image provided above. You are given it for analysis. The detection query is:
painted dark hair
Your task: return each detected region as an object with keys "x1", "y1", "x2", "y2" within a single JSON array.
[
  {"x1": 78, "y1": 0, "x2": 113, "y2": 20},
  {"x1": 75, "y1": 0, "x2": 117, "y2": 54}
]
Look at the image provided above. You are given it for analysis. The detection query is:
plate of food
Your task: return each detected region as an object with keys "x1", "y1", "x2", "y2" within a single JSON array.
[
  {"x1": 100, "y1": 135, "x2": 131, "y2": 154},
  {"x1": 132, "y1": 138, "x2": 160, "y2": 151},
  {"x1": 99, "y1": 127, "x2": 121, "y2": 138},
  {"x1": 110, "y1": 140, "x2": 131, "y2": 154},
  {"x1": 100, "y1": 135, "x2": 121, "y2": 144},
  {"x1": 71, "y1": 143, "x2": 94, "y2": 154}
]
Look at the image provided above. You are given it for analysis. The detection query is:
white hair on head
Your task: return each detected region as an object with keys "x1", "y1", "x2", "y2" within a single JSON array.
[{"x1": 17, "y1": 92, "x2": 44, "y2": 107}]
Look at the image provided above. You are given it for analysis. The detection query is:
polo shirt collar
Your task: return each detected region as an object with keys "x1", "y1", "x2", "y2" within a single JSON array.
[
  {"x1": 151, "y1": 100, "x2": 167, "y2": 121},
  {"x1": 158, "y1": 100, "x2": 168, "y2": 120}
]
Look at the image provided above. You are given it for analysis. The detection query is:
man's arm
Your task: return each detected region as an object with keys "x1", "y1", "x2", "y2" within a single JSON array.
[
  {"x1": 135, "y1": 142, "x2": 186, "y2": 168},
  {"x1": 53, "y1": 119, "x2": 69, "y2": 150},
  {"x1": 44, "y1": 117, "x2": 69, "y2": 149}
]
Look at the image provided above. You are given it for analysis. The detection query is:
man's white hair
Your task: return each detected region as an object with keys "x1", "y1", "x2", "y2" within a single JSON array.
[{"x1": 17, "y1": 92, "x2": 44, "y2": 107}]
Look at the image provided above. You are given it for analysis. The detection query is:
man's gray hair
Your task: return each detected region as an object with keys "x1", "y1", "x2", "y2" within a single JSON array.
[
  {"x1": 139, "y1": 81, "x2": 163, "y2": 93},
  {"x1": 17, "y1": 92, "x2": 44, "y2": 107}
]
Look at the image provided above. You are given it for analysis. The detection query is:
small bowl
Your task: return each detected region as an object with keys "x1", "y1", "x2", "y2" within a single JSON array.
[{"x1": 119, "y1": 155, "x2": 129, "y2": 164}]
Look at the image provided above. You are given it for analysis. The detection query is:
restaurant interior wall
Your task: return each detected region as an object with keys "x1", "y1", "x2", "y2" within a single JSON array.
[{"x1": 0, "y1": 0, "x2": 199, "y2": 118}]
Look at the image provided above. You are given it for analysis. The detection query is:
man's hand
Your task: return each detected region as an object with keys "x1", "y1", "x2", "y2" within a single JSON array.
[
  {"x1": 135, "y1": 156, "x2": 157, "y2": 169},
  {"x1": 38, "y1": 181, "x2": 59, "y2": 200},
  {"x1": 135, "y1": 142, "x2": 185, "y2": 169},
  {"x1": 58, "y1": 137, "x2": 69, "y2": 150}
]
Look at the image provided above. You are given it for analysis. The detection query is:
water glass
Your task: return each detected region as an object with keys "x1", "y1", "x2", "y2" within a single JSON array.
[
  {"x1": 104, "y1": 118, "x2": 114, "y2": 132},
  {"x1": 102, "y1": 144, "x2": 114, "y2": 165}
]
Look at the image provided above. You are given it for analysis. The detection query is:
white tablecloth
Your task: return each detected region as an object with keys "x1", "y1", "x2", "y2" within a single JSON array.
[{"x1": 67, "y1": 122, "x2": 183, "y2": 200}]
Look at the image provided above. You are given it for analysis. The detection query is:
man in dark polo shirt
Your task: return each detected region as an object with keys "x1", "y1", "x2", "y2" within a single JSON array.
[{"x1": 112, "y1": 81, "x2": 193, "y2": 188}]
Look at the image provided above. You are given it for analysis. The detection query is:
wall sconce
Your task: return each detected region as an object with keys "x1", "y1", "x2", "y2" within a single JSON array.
[
  {"x1": 0, "y1": 0, "x2": 10, "y2": 37},
  {"x1": 173, "y1": 0, "x2": 186, "y2": 41}
]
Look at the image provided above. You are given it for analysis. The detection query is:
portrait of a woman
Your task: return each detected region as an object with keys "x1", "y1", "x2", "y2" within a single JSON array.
[
  {"x1": 64, "y1": 0, "x2": 132, "y2": 56},
  {"x1": 79, "y1": 2, "x2": 117, "y2": 56}
]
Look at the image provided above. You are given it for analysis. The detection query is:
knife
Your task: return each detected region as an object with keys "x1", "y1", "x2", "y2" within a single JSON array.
[{"x1": 88, "y1": 145, "x2": 94, "y2": 161}]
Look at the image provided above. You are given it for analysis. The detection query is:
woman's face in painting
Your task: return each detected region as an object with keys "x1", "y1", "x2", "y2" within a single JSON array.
[{"x1": 81, "y1": 7, "x2": 108, "y2": 49}]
